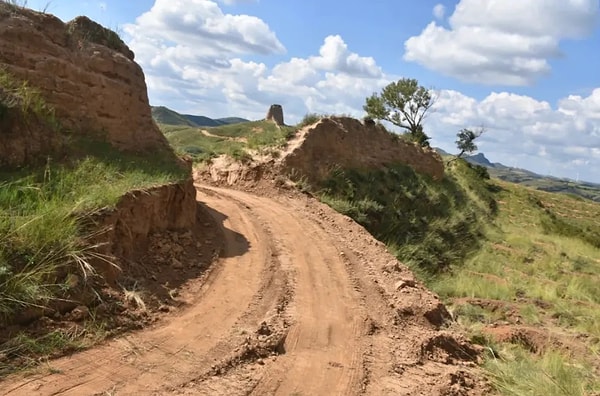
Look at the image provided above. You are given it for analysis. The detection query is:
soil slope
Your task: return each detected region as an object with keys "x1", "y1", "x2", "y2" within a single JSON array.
[{"x1": 2, "y1": 185, "x2": 487, "y2": 396}]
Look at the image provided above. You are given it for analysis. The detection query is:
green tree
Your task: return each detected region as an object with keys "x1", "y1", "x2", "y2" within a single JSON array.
[
  {"x1": 364, "y1": 78, "x2": 434, "y2": 146},
  {"x1": 455, "y1": 127, "x2": 485, "y2": 159}
]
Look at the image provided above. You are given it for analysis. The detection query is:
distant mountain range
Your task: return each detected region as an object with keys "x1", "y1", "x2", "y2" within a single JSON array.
[
  {"x1": 435, "y1": 149, "x2": 600, "y2": 202},
  {"x1": 151, "y1": 106, "x2": 249, "y2": 127}
]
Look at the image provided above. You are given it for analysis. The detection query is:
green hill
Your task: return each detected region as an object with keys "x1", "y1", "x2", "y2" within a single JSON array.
[
  {"x1": 440, "y1": 151, "x2": 600, "y2": 203},
  {"x1": 151, "y1": 106, "x2": 249, "y2": 127},
  {"x1": 151, "y1": 106, "x2": 196, "y2": 126}
]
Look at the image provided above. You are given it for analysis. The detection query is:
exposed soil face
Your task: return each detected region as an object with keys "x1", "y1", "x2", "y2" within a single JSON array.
[
  {"x1": 2, "y1": 182, "x2": 489, "y2": 395},
  {"x1": 0, "y1": 5, "x2": 168, "y2": 157},
  {"x1": 281, "y1": 117, "x2": 444, "y2": 183},
  {"x1": 0, "y1": 199, "x2": 221, "y2": 377}
]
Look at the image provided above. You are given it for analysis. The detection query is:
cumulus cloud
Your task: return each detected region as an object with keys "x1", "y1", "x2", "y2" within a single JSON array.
[
  {"x1": 309, "y1": 35, "x2": 383, "y2": 78},
  {"x1": 127, "y1": 9, "x2": 389, "y2": 122},
  {"x1": 405, "y1": 0, "x2": 600, "y2": 85},
  {"x1": 426, "y1": 88, "x2": 600, "y2": 182},
  {"x1": 124, "y1": 0, "x2": 284, "y2": 59}
]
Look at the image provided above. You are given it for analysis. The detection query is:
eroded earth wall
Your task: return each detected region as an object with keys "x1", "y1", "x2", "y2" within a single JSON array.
[{"x1": 282, "y1": 117, "x2": 444, "y2": 183}]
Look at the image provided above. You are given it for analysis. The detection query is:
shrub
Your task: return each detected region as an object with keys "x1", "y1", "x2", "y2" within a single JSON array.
[{"x1": 297, "y1": 113, "x2": 324, "y2": 128}]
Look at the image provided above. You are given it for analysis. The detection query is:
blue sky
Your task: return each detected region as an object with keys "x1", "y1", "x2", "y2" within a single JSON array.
[{"x1": 26, "y1": 0, "x2": 600, "y2": 182}]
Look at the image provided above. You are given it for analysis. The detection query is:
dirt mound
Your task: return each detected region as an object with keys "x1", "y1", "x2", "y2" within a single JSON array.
[
  {"x1": 0, "y1": 4, "x2": 168, "y2": 160},
  {"x1": 0, "y1": 196, "x2": 217, "y2": 376},
  {"x1": 484, "y1": 325, "x2": 588, "y2": 357},
  {"x1": 203, "y1": 116, "x2": 444, "y2": 188},
  {"x1": 282, "y1": 117, "x2": 444, "y2": 184}
]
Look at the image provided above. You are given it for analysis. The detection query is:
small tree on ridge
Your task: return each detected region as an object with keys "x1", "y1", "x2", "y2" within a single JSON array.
[
  {"x1": 455, "y1": 126, "x2": 485, "y2": 159},
  {"x1": 363, "y1": 78, "x2": 434, "y2": 146}
]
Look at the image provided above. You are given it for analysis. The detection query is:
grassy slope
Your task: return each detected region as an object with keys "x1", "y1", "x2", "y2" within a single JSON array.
[
  {"x1": 317, "y1": 160, "x2": 496, "y2": 275},
  {"x1": 489, "y1": 167, "x2": 600, "y2": 203},
  {"x1": 314, "y1": 159, "x2": 600, "y2": 395},
  {"x1": 158, "y1": 120, "x2": 296, "y2": 162},
  {"x1": 0, "y1": 71, "x2": 186, "y2": 327},
  {"x1": 434, "y1": 181, "x2": 600, "y2": 395},
  {"x1": 151, "y1": 106, "x2": 250, "y2": 128},
  {"x1": 151, "y1": 106, "x2": 196, "y2": 127}
]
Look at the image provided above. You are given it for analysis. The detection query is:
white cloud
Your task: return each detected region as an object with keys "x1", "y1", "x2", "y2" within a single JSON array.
[
  {"x1": 124, "y1": 0, "x2": 284, "y2": 59},
  {"x1": 309, "y1": 35, "x2": 382, "y2": 78},
  {"x1": 405, "y1": 0, "x2": 600, "y2": 85},
  {"x1": 426, "y1": 88, "x2": 600, "y2": 182},
  {"x1": 128, "y1": 13, "x2": 389, "y2": 121},
  {"x1": 433, "y1": 4, "x2": 445, "y2": 20}
]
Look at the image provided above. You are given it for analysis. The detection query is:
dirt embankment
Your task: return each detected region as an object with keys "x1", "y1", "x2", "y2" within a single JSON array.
[
  {"x1": 282, "y1": 117, "x2": 444, "y2": 183},
  {"x1": 205, "y1": 117, "x2": 445, "y2": 187},
  {"x1": 0, "y1": 5, "x2": 168, "y2": 166},
  {"x1": 91, "y1": 178, "x2": 198, "y2": 283},
  {"x1": 4, "y1": 178, "x2": 199, "y2": 328}
]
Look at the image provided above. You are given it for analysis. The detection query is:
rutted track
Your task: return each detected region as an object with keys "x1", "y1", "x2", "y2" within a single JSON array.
[
  {"x1": 2, "y1": 185, "x2": 487, "y2": 396},
  {"x1": 2, "y1": 187, "x2": 280, "y2": 395},
  {"x1": 205, "y1": 187, "x2": 368, "y2": 395}
]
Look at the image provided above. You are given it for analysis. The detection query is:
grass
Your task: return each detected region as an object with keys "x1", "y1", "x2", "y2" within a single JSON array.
[
  {"x1": 316, "y1": 160, "x2": 496, "y2": 275},
  {"x1": 432, "y1": 181, "x2": 600, "y2": 394},
  {"x1": 483, "y1": 344, "x2": 599, "y2": 396},
  {"x1": 0, "y1": 68, "x2": 58, "y2": 128},
  {"x1": 160, "y1": 124, "x2": 246, "y2": 162},
  {"x1": 0, "y1": 142, "x2": 186, "y2": 321},
  {"x1": 158, "y1": 120, "x2": 296, "y2": 163},
  {"x1": 435, "y1": 181, "x2": 600, "y2": 334},
  {"x1": 488, "y1": 167, "x2": 600, "y2": 203},
  {"x1": 297, "y1": 113, "x2": 326, "y2": 128},
  {"x1": 0, "y1": 312, "x2": 111, "y2": 377}
]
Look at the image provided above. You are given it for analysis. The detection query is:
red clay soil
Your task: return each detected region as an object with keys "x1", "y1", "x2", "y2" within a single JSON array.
[{"x1": 1, "y1": 185, "x2": 489, "y2": 395}]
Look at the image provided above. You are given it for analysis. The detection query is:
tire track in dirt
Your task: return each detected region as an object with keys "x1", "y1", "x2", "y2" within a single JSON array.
[
  {"x1": 201, "y1": 187, "x2": 368, "y2": 396},
  {"x1": 2, "y1": 184, "x2": 488, "y2": 396},
  {"x1": 1, "y1": 190, "x2": 276, "y2": 396}
]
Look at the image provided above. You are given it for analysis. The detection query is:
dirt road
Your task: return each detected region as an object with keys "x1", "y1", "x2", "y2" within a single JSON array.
[{"x1": 2, "y1": 186, "x2": 486, "y2": 395}]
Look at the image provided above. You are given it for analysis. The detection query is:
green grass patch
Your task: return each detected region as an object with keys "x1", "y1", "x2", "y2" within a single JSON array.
[
  {"x1": 0, "y1": 139, "x2": 186, "y2": 321},
  {"x1": 431, "y1": 181, "x2": 600, "y2": 337},
  {"x1": 316, "y1": 160, "x2": 495, "y2": 274},
  {"x1": 483, "y1": 345, "x2": 599, "y2": 396},
  {"x1": 247, "y1": 124, "x2": 295, "y2": 149},
  {"x1": 0, "y1": 68, "x2": 58, "y2": 128},
  {"x1": 203, "y1": 120, "x2": 267, "y2": 138},
  {"x1": 159, "y1": 121, "x2": 296, "y2": 163},
  {"x1": 160, "y1": 124, "x2": 245, "y2": 162}
]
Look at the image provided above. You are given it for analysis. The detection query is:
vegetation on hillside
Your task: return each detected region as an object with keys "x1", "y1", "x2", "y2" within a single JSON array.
[
  {"x1": 159, "y1": 120, "x2": 296, "y2": 163},
  {"x1": 313, "y1": 156, "x2": 600, "y2": 395},
  {"x1": 489, "y1": 167, "x2": 600, "y2": 203},
  {"x1": 316, "y1": 160, "x2": 496, "y2": 275},
  {"x1": 151, "y1": 106, "x2": 249, "y2": 128}
]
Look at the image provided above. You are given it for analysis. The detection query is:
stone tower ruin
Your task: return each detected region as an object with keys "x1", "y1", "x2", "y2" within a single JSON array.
[{"x1": 266, "y1": 104, "x2": 284, "y2": 126}]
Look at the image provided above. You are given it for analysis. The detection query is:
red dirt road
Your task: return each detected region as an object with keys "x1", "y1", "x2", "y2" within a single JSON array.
[{"x1": 1, "y1": 186, "x2": 486, "y2": 395}]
